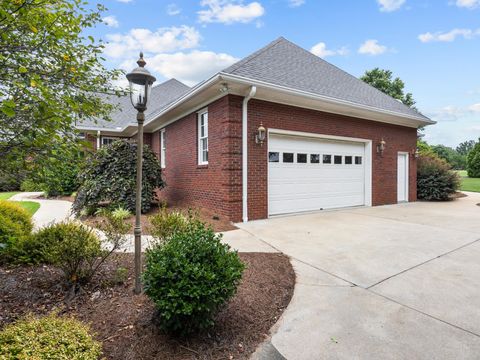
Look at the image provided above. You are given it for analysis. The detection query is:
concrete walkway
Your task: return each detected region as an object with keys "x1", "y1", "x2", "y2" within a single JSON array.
[
  {"x1": 10, "y1": 192, "x2": 73, "y2": 229},
  {"x1": 223, "y1": 192, "x2": 480, "y2": 359}
]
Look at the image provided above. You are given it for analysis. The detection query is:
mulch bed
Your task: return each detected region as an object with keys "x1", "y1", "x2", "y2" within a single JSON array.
[
  {"x1": 82, "y1": 205, "x2": 238, "y2": 234},
  {"x1": 0, "y1": 253, "x2": 295, "y2": 360}
]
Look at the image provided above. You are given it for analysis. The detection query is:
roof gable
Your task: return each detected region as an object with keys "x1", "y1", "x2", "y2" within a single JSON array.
[
  {"x1": 222, "y1": 37, "x2": 428, "y2": 121},
  {"x1": 78, "y1": 78, "x2": 190, "y2": 130}
]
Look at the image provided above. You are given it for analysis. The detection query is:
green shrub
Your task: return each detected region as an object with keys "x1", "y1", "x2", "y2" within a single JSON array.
[
  {"x1": 111, "y1": 206, "x2": 132, "y2": 220},
  {"x1": 21, "y1": 178, "x2": 43, "y2": 192},
  {"x1": 0, "y1": 168, "x2": 25, "y2": 191},
  {"x1": 417, "y1": 154, "x2": 460, "y2": 200},
  {"x1": 467, "y1": 141, "x2": 480, "y2": 178},
  {"x1": 22, "y1": 141, "x2": 83, "y2": 197},
  {"x1": 30, "y1": 222, "x2": 104, "y2": 284},
  {"x1": 73, "y1": 140, "x2": 164, "y2": 215},
  {"x1": 0, "y1": 313, "x2": 102, "y2": 359},
  {"x1": 0, "y1": 200, "x2": 33, "y2": 263},
  {"x1": 148, "y1": 206, "x2": 189, "y2": 243},
  {"x1": 143, "y1": 219, "x2": 245, "y2": 335},
  {"x1": 21, "y1": 217, "x2": 129, "y2": 286}
]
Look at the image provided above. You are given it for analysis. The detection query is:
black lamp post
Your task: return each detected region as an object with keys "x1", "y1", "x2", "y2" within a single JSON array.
[{"x1": 126, "y1": 52, "x2": 156, "y2": 294}]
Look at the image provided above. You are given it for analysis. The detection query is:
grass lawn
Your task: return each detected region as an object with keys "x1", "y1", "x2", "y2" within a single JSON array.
[
  {"x1": 0, "y1": 192, "x2": 40, "y2": 215},
  {"x1": 0, "y1": 191, "x2": 19, "y2": 200},
  {"x1": 455, "y1": 170, "x2": 480, "y2": 193},
  {"x1": 17, "y1": 201, "x2": 41, "y2": 216}
]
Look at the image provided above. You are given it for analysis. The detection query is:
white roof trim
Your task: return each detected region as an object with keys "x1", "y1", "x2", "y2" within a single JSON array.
[
  {"x1": 78, "y1": 70, "x2": 434, "y2": 134},
  {"x1": 218, "y1": 72, "x2": 434, "y2": 125}
]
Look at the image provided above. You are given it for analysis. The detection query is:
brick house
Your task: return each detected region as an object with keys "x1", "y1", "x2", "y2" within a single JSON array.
[{"x1": 78, "y1": 37, "x2": 434, "y2": 223}]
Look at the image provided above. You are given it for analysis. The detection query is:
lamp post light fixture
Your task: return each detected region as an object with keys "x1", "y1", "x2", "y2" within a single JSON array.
[{"x1": 126, "y1": 52, "x2": 156, "y2": 294}]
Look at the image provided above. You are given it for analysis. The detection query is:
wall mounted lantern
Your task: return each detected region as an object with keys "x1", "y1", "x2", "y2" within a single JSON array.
[
  {"x1": 255, "y1": 123, "x2": 266, "y2": 145},
  {"x1": 411, "y1": 148, "x2": 419, "y2": 158},
  {"x1": 377, "y1": 138, "x2": 386, "y2": 156}
]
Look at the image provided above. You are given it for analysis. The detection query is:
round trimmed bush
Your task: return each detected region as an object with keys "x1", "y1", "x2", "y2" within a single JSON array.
[
  {"x1": 467, "y1": 141, "x2": 480, "y2": 178},
  {"x1": 29, "y1": 221, "x2": 104, "y2": 284},
  {"x1": 417, "y1": 154, "x2": 460, "y2": 201},
  {"x1": 143, "y1": 219, "x2": 245, "y2": 335},
  {"x1": 0, "y1": 313, "x2": 102, "y2": 359},
  {"x1": 0, "y1": 200, "x2": 33, "y2": 262}
]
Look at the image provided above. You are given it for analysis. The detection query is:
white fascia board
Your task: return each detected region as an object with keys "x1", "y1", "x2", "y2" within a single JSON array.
[
  {"x1": 219, "y1": 72, "x2": 435, "y2": 127},
  {"x1": 144, "y1": 74, "x2": 222, "y2": 128}
]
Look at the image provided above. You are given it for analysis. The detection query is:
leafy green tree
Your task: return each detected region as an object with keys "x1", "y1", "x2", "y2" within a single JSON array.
[
  {"x1": 360, "y1": 68, "x2": 416, "y2": 108},
  {"x1": 431, "y1": 144, "x2": 466, "y2": 170},
  {"x1": 0, "y1": 0, "x2": 123, "y2": 181},
  {"x1": 22, "y1": 139, "x2": 84, "y2": 197},
  {"x1": 467, "y1": 141, "x2": 480, "y2": 178},
  {"x1": 456, "y1": 140, "x2": 476, "y2": 156}
]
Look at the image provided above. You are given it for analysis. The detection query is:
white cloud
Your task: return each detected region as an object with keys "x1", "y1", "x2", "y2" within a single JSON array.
[
  {"x1": 116, "y1": 0, "x2": 133, "y2": 3},
  {"x1": 102, "y1": 16, "x2": 119, "y2": 28},
  {"x1": 418, "y1": 28, "x2": 480, "y2": 42},
  {"x1": 310, "y1": 42, "x2": 349, "y2": 58},
  {"x1": 377, "y1": 0, "x2": 405, "y2": 12},
  {"x1": 198, "y1": 0, "x2": 265, "y2": 24},
  {"x1": 288, "y1": 0, "x2": 305, "y2": 7},
  {"x1": 428, "y1": 105, "x2": 466, "y2": 122},
  {"x1": 469, "y1": 103, "x2": 480, "y2": 112},
  {"x1": 455, "y1": 0, "x2": 480, "y2": 9},
  {"x1": 104, "y1": 25, "x2": 238, "y2": 86},
  {"x1": 167, "y1": 3, "x2": 181, "y2": 15},
  {"x1": 358, "y1": 39, "x2": 388, "y2": 55},
  {"x1": 135, "y1": 51, "x2": 238, "y2": 86},
  {"x1": 104, "y1": 26, "x2": 201, "y2": 59}
]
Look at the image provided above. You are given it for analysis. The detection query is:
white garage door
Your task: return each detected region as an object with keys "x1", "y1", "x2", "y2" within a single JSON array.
[{"x1": 268, "y1": 133, "x2": 366, "y2": 216}]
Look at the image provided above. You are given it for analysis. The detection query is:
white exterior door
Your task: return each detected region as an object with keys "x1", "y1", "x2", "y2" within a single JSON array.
[
  {"x1": 397, "y1": 152, "x2": 409, "y2": 202},
  {"x1": 268, "y1": 133, "x2": 367, "y2": 216}
]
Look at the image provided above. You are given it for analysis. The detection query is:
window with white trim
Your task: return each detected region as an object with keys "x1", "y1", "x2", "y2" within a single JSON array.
[
  {"x1": 101, "y1": 137, "x2": 118, "y2": 147},
  {"x1": 160, "y1": 129, "x2": 166, "y2": 168},
  {"x1": 198, "y1": 110, "x2": 208, "y2": 165}
]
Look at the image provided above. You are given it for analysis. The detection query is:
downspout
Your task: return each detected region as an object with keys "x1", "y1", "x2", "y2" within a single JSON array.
[
  {"x1": 96, "y1": 130, "x2": 101, "y2": 150},
  {"x1": 242, "y1": 86, "x2": 257, "y2": 223}
]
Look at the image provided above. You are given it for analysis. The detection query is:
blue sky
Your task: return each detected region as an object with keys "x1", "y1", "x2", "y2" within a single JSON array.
[{"x1": 90, "y1": 0, "x2": 480, "y2": 147}]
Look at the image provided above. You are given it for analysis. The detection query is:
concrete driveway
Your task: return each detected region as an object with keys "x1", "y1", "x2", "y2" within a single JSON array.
[{"x1": 223, "y1": 192, "x2": 480, "y2": 359}]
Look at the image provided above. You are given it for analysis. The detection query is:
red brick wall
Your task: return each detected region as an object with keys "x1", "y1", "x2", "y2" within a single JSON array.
[
  {"x1": 150, "y1": 130, "x2": 160, "y2": 158},
  {"x1": 157, "y1": 96, "x2": 243, "y2": 220},
  {"x1": 147, "y1": 94, "x2": 418, "y2": 223},
  {"x1": 233, "y1": 96, "x2": 418, "y2": 221}
]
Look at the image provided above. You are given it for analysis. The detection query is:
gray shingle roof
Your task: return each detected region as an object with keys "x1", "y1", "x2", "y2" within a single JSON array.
[
  {"x1": 222, "y1": 37, "x2": 429, "y2": 121},
  {"x1": 78, "y1": 78, "x2": 190, "y2": 130}
]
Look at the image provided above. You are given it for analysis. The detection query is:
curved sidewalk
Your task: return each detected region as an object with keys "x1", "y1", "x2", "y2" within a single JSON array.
[{"x1": 10, "y1": 192, "x2": 73, "y2": 229}]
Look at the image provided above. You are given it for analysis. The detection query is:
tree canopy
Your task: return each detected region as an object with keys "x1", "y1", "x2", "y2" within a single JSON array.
[
  {"x1": 0, "y1": 0, "x2": 123, "y2": 178},
  {"x1": 456, "y1": 140, "x2": 476, "y2": 156},
  {"x1": 360, "y1": 68, "x2": 416, "y2": 108}
]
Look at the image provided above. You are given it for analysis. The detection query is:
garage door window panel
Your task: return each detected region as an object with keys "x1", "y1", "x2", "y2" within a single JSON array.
[
  {"x1": 283, "y1": 153, "x2": 294, "y2": 163},
  {"x1": 345, "y1": 156, "x2": 353, "y2": 165},
  {"x1": 334, "y1": 155, "x2": 343, "y2": 164},
  {"x1": 323, "y1": 155, "x2": 332, "y2": 164},
  {"x1": 297, "y1": 153, "x2": 307, "y2": 163},
  {"x1": 310, "y1": 154, "x2": 320, "y2": 163},
  {"x1": 355, "y1": 156, "x2": 362, "y2": 165},
  {"x1": 269, "y1": 152, "x2": 280, "y2": 162}
]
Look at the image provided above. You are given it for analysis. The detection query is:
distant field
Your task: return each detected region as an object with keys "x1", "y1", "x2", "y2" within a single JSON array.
[
  {"x1": 0, "y1": 192, "x2": 40, "y2": 215},
  {"x1": 456, "y1": 170, "x2": 480, "y2": 193}
]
